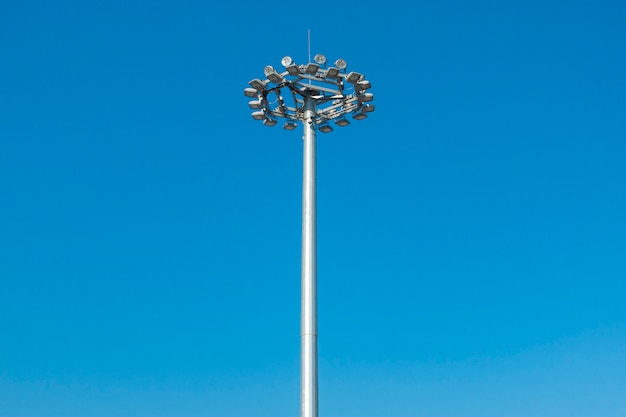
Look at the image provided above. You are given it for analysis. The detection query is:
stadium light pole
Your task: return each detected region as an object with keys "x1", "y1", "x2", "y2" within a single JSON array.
[{"x1": 245, "y1": 54, "x2": 374, "y2": 417}]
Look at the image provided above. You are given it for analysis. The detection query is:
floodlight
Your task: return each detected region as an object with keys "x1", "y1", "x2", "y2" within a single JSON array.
[
  {"x1": 357, "y1": 92, "x2": 374, "y2": 102},
  {"x1": 267, "y1": 71, "x2": 284, "y2": 83},
  {"x1": 345, "y1": 71, "x2": 362, "y2": 83},
  {"x1": 355, "y1": 80, "x2": 371, "y2": 91},
  {"x1": 263, "y1": 118, "x2": 278, "y2": 127},
  {"x1": 305, "y1": 63, "x2": 319, "y2": 74},
  {"x1": 249, "y1": 78, "x2": 265, "y2": 90},
  {"x1": 286, "y1": 64, "x2": 300, "y2": 75},
  {"x1": 314, "y1": 54, "x2": 326, "y2": 65},
  {"x1": 283, "y1": 122, "x2": 297, "y2": 130},
  {"x1": 281, "y1": 56, "x2": 293, "y2": 67},
  {"x1": 248, "y1": 100, "x2": 262, "y2": 109},
  {"x1": 244, "y1": 88, "x2": 258, "y2": 98},
  {"x1": 335, "y1": 59, "x2": 347, "y2": 69},
  {"x1": 325, "y1": 67, "x2": 339, "y2": 78},
  {"x1": 353, "y1": 112, "x2": 368, "y2": 120},
  {"x1": 264, "y1": 65, "x2": 275, "y2": 76},
  {"x1": 362, "y1": 104, "x2": 375, "y2": 113},
  {"x1": 318, "y1": 124, "x2": 333, "y2": 133},
  {"x1": 251, "y1": 111, "x2": 265, "y2": 120},
  {"x1": 335, "y1": 118, "x2": 350, "y2": 127}
]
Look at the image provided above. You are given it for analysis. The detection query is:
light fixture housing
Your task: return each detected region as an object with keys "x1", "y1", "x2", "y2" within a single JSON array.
[
  {"x1": 249, "y1": 79, "x2": 265, "y2": 90},
  {"x1": 251, "y1": 111, "x2": 265, "y2": 120},
  {"x1": 335, "y1": 118, "x2": 350, "y2": 127},
  {"x1": 314, "y1": 54, "x2": 326, "y2": 65},
  {"x1": 357, "y1": 92, "x2": 374, "y2": 102},
  {"x1": 305, "y1": 63, "x2": 319, "y2": 74},
  {"x1": 283, "y1": 122, "x2": 297, "y2": 130},
  {"x1": 345, "y1": 71, "x2": 362, "y2": 83},
  {"x1": 267, "y1": 72, "x2": 284, "y2": 83},
  {"x1": 286, "y1": 64, "x2": 300, "y2": 75},
  {"x1": 355, "y1": 80, "x2": 371, "y2": 91},
  {"x1": 263, "y1": 118, "x2": 278, "y2": 126},
  {"x1": 244, "y1": 87, "x2": 258, "y2": 98},
  {"x1": 281, "y1": 56, "x2": 293, "y2": 67},
  {"x1": 325, "y1": 67, "x2": 339, "y2": 78},
  {"x1": 362, "y1": 104, "x2": 375, "y2": 113},
  {"x1": 264, "y1": 65, "x2": 275, "y2": 76},
  {"x1": 318, "y1": 124, "x2": 333, "y2": 133},
  {"x1": 335, "y1": 59, "x2": 347, "y2": 70},
  {"x1": 353, "y1": 112, "x2": 368, "y2": 120},
  {"x1": 248, "y1": 100, "x2": 262, "y2": 109}
]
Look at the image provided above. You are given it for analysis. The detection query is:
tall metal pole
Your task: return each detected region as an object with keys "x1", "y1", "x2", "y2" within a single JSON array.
[
  {"x1": 301, "y1": 96, "x2": 318, "y2": 417},
  {"x1": 246, "y1": 54, "x2": 374, "y2": 417}
]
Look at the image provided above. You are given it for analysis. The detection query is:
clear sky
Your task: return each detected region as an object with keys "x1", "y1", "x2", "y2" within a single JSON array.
[{"x1": 1, "y1": 1, "x2": 625, "y2": 416}]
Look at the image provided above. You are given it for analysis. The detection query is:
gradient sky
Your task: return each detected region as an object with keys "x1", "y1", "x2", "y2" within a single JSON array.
[{"x1": 1, "y1": 1, "x2": 625, "y2": 416}]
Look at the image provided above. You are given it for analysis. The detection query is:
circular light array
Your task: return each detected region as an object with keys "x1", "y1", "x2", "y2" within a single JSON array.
[{"x1": 245, "y1": 54, "x2": 374, "y2": 131}]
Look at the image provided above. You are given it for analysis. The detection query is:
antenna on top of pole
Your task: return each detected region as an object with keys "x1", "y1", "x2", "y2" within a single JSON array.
[{"x1": 308, "y1": 29, "x2": 311, "y2": 64}]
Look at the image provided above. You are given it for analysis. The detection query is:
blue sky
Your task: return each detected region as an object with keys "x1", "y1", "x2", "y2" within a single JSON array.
[{"x1": 1, "y1": 0, "x2": 625, "y2": 416}]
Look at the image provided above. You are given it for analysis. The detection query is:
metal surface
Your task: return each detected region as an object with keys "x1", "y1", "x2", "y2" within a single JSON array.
[
  {"x1": 301, "y1": 96, "x2": 317, "y2": 417},
  {"x1": 244, "y1": 54, "x2": 373, "y2": 417}
]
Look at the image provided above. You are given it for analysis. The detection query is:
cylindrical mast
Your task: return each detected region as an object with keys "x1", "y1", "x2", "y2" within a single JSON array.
[{"x1": 301, "y1": 96, "x2": 318, "y2": 417}]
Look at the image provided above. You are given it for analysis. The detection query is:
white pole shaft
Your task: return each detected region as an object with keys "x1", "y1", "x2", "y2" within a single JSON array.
[{"x1": 301, "y1": 96, "x2": 318, "y2": 417}]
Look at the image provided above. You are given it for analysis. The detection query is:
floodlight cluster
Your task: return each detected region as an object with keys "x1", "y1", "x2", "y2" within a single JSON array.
[{"x1": 244, "y1": 54, "x2": 374, "y2": 132}]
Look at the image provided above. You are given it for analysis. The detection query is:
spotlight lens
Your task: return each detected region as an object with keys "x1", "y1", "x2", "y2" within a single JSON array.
[
  {"x1": 264, "y1": 65, "x2": 275, "y2": 76},
  {"x1": 335, "y1": 59, "x2": 347, "y2": 69},
  {"x1": 314, "y1": 54, "x2": 326, "y2": 65},
  {"x1": 281, "y1": 56, "x2": 293, "y2": 67}
]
